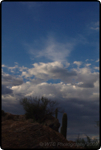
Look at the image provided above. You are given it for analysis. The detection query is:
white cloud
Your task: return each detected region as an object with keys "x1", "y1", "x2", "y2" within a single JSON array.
[
  {"x1": 65, "y1": 62, "x2": 70, "y2": 68},
  {"x1": 2, "y1": 62, "x2": 99, "y2": 106},
  {"x1": 96, "y1": 59, "x2": 99, "y2": 62},
  {"x1": 2, "y1": 62, "x2": 98, "y2": 102},
  {"x1": 86, "y1": 63, "x2": 91, "y2": 67},
  {"x1": 94, "y1": 80, "x2": 99, "y2": 89},
  {"x1": 73, "y1": 61, "x2": 82, "y2": 67},
  {"x1": 20, "y1": 61, "x2": 77, "y2": 83},
  {"x1": 2, "y1": 64, "x2": 19, "y2": 73},
  {"x1": 8, "y1": 65, "x2": 18, "y2": 71},
  {"x1": 72, "y1": 66, "x2": 99, "y2": 90},
  {"x1": 2, "y1": 64, "x2": 7, "y2": 67},
  {"x1": 19, "y1": 66, "x2": 28, "y2": 72},
  {"x1": 94, "y1": 67, "x2": 99, "y2": 70},
  {"x1": 10, "y1": 75, "x2": 99, "y2": 101},
  {"x1": 77, "y1": 67, "x2": 91, "y2": 74}
]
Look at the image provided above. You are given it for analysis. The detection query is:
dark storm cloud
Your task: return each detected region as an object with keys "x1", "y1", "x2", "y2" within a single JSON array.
[
  {"x1": 50, "y1": 67, "x2": 77, "y2": 77},
  {"x1": 2, "y1": 73, "x2": 23, "y2": 86},
  {"x1": 12, "y1": 78, "x2": 23, "y2": 86},
  {"x1": 2, "y1": 93, "x2": 99, "y2": 141},
  {"x1": 77, "y1": 82, "x2": 94, "y2": 88}
]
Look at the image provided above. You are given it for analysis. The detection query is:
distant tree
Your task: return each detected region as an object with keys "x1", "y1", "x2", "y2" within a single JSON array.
[{"x1": 19, "y1": 96, "x2": 64, "y2": 122}]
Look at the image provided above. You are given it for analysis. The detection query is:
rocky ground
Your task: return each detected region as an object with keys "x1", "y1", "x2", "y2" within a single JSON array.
[{"x1": 1, "y1": 112, "x2": 84, "y2": 149}]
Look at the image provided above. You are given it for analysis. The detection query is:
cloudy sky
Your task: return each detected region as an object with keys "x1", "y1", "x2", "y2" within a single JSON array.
[{"x1": 2, "y1": 2, "x2": 99, "y2": 141}]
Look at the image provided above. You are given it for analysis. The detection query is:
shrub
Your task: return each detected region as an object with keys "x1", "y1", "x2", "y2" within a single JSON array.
[{"x1": 19, "y1": 96, "x2": 63, "y2": 123}]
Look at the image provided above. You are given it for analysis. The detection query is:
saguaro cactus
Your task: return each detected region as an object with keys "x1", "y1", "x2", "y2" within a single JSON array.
[
  {"x1": 55, "y1": 108, "x2": 58, "y2": 119},
  {"x1": 60, "y1": 113, "x2": 67, "y2": 139}
]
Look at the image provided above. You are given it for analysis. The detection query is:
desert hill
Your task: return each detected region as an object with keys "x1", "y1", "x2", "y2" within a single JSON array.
[{"x1": 1, "y1": 111, "x2": 83, "y2": 149}]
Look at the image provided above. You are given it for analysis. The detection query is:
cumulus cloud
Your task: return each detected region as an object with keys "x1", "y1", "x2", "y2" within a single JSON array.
[
  {"x1": 2, "y1": 62, "x2": 99, "y2": 102},
  {"x1": 73, "y1": 67, "x2": 99, "y2": 86},
  {"x1": 2, "y1": 64, "x2": 20, "y2": 73},
  {"x1": 73, "y1": 61, "x2": 82, "y2": 67},
  {"x1": 2, "y1": 62, "x2": 99, "y2": 141},
  {"x1": 11, "y1": 80, "x2": 98, "y2": 102},
  {"x1": 21, "y1": 61, "x2": 77, "y2": 83},
  {"x1": 2, "y1": 74, "x2": 23, "y2": 86},
  {"x1": 10, "y1": 66, "x2": 98, "y2": 102},
  {"x1": 94, "y1": 67, "x2": 99, "y2": 70}
]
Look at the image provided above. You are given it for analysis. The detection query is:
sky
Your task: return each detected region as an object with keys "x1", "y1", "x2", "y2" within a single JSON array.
[{"x1": 2, "y1": 2, "x2": 99, "y2": 141}]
